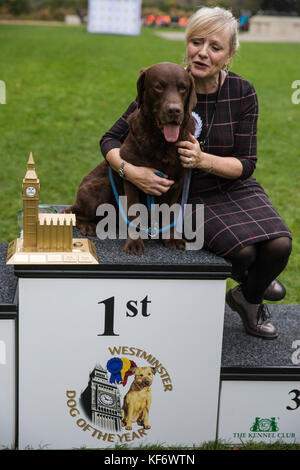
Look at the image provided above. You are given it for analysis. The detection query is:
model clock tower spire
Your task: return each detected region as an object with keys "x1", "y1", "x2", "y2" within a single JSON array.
[{"x1": 22, "y1": 153, "x2": 40, "y2": 251}]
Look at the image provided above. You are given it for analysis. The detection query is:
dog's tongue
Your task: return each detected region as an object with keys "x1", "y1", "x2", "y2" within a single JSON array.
[{"x1": 163, "y1": 124, "x2": 180, "y2": 143}]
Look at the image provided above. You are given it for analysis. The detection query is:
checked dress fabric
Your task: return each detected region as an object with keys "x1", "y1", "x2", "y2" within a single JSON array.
[{"x1": 100, "y1": 71, "x2": 292, "y2": 257}]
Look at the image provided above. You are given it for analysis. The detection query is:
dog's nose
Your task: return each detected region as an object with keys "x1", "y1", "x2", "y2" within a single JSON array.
[{"x1": 167, "y1": 104, "x2": 181, "y2": 117}]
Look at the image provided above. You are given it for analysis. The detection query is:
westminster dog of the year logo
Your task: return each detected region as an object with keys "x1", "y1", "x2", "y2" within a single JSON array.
[{"x1": 66, "y1": 345, "x2": 173, "y2": 445}]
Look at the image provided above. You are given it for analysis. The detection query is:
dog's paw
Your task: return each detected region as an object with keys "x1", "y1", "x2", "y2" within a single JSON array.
[
  {"x1": 144, "y1": 425, "x2": 151, "y2": 430},
  {"x1": 125, "y1": 425, "x2": 132, "y2": 431},
  {"x1": 77, "y1": 222, "x2": 96, "y2": 237},
  {"x1": 163, "y1": 238, "x2": 186, "y2": 250},
  {"x1": 123, "y1": 238, "x2": 146, "y2": 255},
  {"x1": 61, "y1": 207, "x2": 72, "y2": 214}
]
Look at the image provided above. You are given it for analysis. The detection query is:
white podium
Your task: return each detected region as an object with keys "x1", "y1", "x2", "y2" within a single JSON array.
[
  {"x1": 0, "y1": 245, "x2": 18, "y2": 449},
  {"x1": 218, "y1": 371, "x2": 300, "y2": 444},
  {"x1": 219, "y1": 305, "x2": 300, "y2": 445},
  {"x1": 2, "y1": 239, "x2": 300, "y2": 449},
  {"x1": 15, "y1": 238, "x2": 231, "y2": 449}
]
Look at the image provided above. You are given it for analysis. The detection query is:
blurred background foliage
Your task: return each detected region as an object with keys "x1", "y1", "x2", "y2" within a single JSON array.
[{"x1": 1, "y1": 0, "x2": 299, "y2": 21}]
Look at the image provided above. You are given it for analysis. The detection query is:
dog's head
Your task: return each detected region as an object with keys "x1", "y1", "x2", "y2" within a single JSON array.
[
  {"x1": 136, "y1": 62, "x2": 197, "y2": 143},
  {"x1": 132, "y1": 366, "x2": 156, "y2": 388}
]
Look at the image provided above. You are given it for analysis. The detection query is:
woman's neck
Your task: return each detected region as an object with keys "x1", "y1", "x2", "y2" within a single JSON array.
[{"x1": 195, "y1": 70, "x2": 226, "y2": 94}]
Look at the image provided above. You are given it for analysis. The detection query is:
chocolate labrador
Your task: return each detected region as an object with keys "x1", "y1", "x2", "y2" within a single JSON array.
[{"x1": 65, "y1": 62, "x2": 197, "y2": 254}]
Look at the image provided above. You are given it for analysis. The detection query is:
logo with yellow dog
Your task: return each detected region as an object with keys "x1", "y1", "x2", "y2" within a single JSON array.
[{"x1": 66, "y1": 345, "x2": 173, "y2": 444}]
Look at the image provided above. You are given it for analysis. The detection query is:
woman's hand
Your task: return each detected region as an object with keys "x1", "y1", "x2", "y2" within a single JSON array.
[
  {"x1": 127, "y1": 165, "x2": 174, "y2": 196},
  {"x1": 105, "y1": 148, "x2": 174, "y2": 196},
  {"x1": 176, "y1": 133, "x2": 244, "y2": 178},
  {"x1": 176, "y1": 133, "x2": 204, "y2": 169}
]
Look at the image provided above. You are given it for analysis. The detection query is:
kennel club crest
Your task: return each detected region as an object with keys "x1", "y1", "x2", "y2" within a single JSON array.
[{"x1": 66, "y1": 346, "x2": 173, "y2": 444}]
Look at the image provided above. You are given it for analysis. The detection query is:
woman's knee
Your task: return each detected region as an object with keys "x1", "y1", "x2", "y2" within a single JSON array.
[
  {"x1": 227, "y1": 244, "x2": 257, "y2": 266},
  {"x1": 262, "y1": 236, "x2": 292, "y2": 260},
  {"x1": 226, "y1": 245, "x2": 257, "y2": 282}
]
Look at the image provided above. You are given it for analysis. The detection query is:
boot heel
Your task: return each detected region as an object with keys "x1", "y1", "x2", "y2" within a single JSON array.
[{"x1": 225, "y1": 290, "x2": 236, "y2": 312}]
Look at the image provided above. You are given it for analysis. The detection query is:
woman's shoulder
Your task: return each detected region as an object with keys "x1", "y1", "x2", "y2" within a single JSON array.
[{"x1": 226, "y1": 71, "x2": 257, "y2": 98}]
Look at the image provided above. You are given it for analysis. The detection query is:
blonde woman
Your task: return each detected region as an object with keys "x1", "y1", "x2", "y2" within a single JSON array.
[{"x1": 100, "y1": 7, "x2": 292, "y2": 339}]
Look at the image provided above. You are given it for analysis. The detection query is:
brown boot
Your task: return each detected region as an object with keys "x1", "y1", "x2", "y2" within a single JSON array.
[
  {"x1": 232, "y1": 273, "x2": 286, "y2": 302},
  {"x1": 263, "y1": 279, "x2": 286, "y2": 301},
  {"x1": 226, "y1": 285, "x2": 278, "y2": 339}
]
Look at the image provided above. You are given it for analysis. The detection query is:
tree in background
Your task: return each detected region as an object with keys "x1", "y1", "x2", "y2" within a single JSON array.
[
  {"x1": 0, "y1": 0, "x2": 87, "y2": 16},
  {"x1": 1, "y1": 0, "x2": 31, "y2": 15},
  {"x1": 0, "y1": 0, "x2": 299, "y2": 18}
]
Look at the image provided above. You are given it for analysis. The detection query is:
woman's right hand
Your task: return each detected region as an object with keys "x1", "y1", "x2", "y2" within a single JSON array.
[
  {"x1": 105, "y1": 148, "x2": 174, "y2": 196},
  {"x1": 126, "y1": 164, "x2": 174, "y2": 196}
]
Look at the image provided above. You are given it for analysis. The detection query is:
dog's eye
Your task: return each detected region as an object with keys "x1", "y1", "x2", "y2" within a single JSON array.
[
  {"x1": 178, "y1": 85, "x2": 187, "y2": 93},
  {"x1": 153, "y1": 83, "x2": 164, "y2": 92}
]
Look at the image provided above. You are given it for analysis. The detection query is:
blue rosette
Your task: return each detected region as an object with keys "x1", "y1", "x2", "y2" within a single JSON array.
[{"x1": 106, "y1": 357, "x2": 123, "y2": 384}]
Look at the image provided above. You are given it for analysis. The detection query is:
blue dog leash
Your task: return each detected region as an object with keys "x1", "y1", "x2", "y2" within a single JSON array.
[
  {"x1": 176, "y1": 111, "x2": 203, "y2": 233},
  {"x1": 108, "y1": 167, "x2": 177, "y2": 237}
]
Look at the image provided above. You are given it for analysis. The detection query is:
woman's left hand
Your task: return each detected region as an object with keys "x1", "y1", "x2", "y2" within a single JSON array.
[{"x1": 176, "y1": 133, "x2": 203, "y2": 169}]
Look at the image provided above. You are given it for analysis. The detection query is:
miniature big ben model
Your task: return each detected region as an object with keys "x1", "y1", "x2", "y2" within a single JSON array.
[
  {"x1": 6, "y1": 153, "x2": 98, "y2": 264},
  {"x1": 22, "y1": 153, "x2": 40, "y2": 251}
]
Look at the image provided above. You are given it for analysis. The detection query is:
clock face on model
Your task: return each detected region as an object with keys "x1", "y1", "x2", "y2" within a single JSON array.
[
  {"x1": 26, "y1": 186, "x2": 36, "y2": 197},
  {"x1": 99, "y1": 392, "x2": 115, "y2": 407}
]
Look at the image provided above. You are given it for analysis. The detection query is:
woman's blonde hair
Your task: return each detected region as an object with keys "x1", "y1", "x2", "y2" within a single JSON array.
[{"x1": 185, "y1": 6, "x2": 239, "y2": 55}]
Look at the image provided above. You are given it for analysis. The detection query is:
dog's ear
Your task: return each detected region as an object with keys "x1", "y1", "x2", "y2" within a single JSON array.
[
  {"x1": 136, "y1": 68, "x2": 147, "y2": 108},
  {"x1": 185, "y1": 71, "x2": 197, "y2": 115}
]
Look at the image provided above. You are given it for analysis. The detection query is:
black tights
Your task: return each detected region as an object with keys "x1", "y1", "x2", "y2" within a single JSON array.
[{"x1": 225, "y1": 237, "x2": 292, "y2": 304}]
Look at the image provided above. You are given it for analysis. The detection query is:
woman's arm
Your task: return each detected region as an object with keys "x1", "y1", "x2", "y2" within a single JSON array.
[
  {"x1": 177, "y1": 134, "x2": 243, "y2": 178},
  {"x1": 106, "y1": 148, "x2": 174, "y2": 196},
  {"x1": 100, "y1": 102, "x2": 174, "y2": 196},
  {"x1": 100, "y1": 101, "x2": 137, "y2": 156}
]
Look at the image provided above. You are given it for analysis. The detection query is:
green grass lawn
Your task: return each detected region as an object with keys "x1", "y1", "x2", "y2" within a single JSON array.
[
  {"x1": 12, "y1": 441, "x2": 300, "y2": 451},
  {"x1": 0, "y1": 24, "x2": 299, "y2": 302}
]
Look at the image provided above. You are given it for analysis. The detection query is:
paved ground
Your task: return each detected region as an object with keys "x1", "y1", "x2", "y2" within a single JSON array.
[
  {"x1": 0, "y1": 20, "x2": 67, "y2": 26},
  {"x1": 1, "y1": 21, "x2": 300, "y2": 41},
  {"x1": 156, "y1": 31, "x2": 300, "y2": 43}
]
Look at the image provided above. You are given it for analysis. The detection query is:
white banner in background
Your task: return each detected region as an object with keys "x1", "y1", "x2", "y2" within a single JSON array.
[{"x1": 88, "y1": 0, "x2": 142, "y2": 36}]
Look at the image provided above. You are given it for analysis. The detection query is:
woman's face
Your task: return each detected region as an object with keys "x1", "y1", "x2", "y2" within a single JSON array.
[{"x1": 186, "y1": 29, "x2": 234, "y2": 81}]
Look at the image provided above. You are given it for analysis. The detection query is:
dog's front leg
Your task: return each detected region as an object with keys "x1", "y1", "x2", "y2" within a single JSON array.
[
  {"x1": 122, "y1": 180, "x2": 146, "y2": 255},
  {"x1": 141, "y1": 402, "x2": 151, "y2": 430},
  {"x1": 124, "y1": 405, "x2": 135, "y2": 431},
  {"x1": 160, "y1": 182, "x2": 186, "y2": 250}
]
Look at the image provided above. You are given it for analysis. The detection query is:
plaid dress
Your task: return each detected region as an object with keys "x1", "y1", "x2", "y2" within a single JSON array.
[{"x1": 100, "y1": 71, "x2": 292, "y2": 257}]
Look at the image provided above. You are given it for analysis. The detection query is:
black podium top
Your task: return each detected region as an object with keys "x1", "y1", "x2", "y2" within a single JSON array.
[
  {"x1": 12, "y1": 229, "x2": 232, "y2": 280},
  {"x1": 222, "y1": 304, "x2": 300, "y2": 379},
  {"x1": 0, "y1": 242, "x2": 18, "y2": 316}
]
